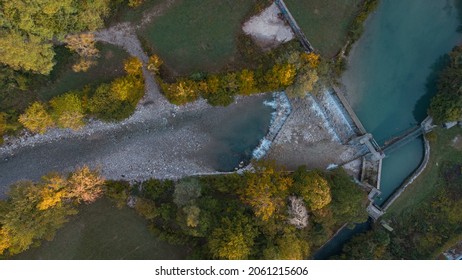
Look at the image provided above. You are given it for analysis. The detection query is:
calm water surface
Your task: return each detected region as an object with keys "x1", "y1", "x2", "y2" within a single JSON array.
[{"x1": 343, "y1": 0, "x2": 462, "y2": 203}]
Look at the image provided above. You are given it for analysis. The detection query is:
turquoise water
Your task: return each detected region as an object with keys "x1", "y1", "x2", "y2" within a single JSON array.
[{"x1": 343, "y1": 0, "x2": 462, "y2": 203}]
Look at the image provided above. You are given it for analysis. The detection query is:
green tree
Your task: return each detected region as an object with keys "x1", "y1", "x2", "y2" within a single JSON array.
[
  {"x1": 429, "y1": 46, "x2": 462, "y2": 123},
  {"x1": 50, "y1": 92, "x2": 85, "y2": 130},
  {"x1": 208, "y1": 214, "x2": 258, "y2": 260},
  {"x1": 0, "y1": 181, "x2": 77, "y2": 256},
  {"x1": 110, "y1": 75, "x2": 144, "y2": 102},
  {"x1": 263, "y1": 231, "x2": 310, "y2": 260},
  {"x1": 0, "y1": 0, "x2": 110, "y2": 74},
  {"x1": 240, "y1": 161, "x2": 293, "y2": 221},
  {"x1": 293, "y1": 168, "x2": 332, "y2": 211},
  {"x1": 19, "y1": 102, "x2": 55, "y2": 134}
]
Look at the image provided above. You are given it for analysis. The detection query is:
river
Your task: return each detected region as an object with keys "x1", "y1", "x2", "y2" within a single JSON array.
[
  {"x1": 315, "y1": 0, "x2": 462, "y2": 259},
  {"x1": 343, "y1": 0, "x2": 462, "y2": 205}
]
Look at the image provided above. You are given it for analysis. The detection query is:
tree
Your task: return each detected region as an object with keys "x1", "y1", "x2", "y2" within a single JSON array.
[
  {"x1": 66, "y1": 166, "x2": 104, "y2": 203},
  {"x1": 173, "y1": 178, "x2": 201, "y2": 207},
  {"x1": 264, "y1": 64, "x2": 296, "y2": 90},
  {"x1": 123, "y1": 57, "x2": 143, "y2": 76},
  {"x1": 50, "y1": 92, "x2": 85, "y2": 130},
  {"x1": 65, "y1": 33, "x2": 100, "y2": 72},
  {"x1": 293, "y1": 168, "x2": 332, "y2": 211},
  {"x1": 263, "y1": 231, "x2": 310, "y2": 260},
  {"x1": 147, "y1": 55, "x2": 163, "y2": 73},
  {"x1": 301, "y1": 53, "x2": 320, "y2": 68},
  {"x1": 240, "y1": 161, "x2": 293, "y2": 221},
  {"x1": 19, "y1": 102, "x2": 55, "y2": 134},
  {"x1": 110, "y1": 75, "x2": 144, "y2": 102},
  {"x1": 0, "y1": 0, "x2": 110, "y2": 74},
  {"x1": 0, "y1": 181, "x2": 77, "y2": 255},
  {"x1": 208, "y1": 214, "x2": 258, "y2": 260},
  {"x1": 238, "y1": 69, "x2": 258, "y2": 95},
  {"x1": 0, "y1": 32, "x2": 55, "y2": 74},
  {"x1": 286, "y1": 69, "x2": 319, "y2": 98},
  {"x1": 128, "y1": 0, "x2": 144, "y2": 7},
  {"x1": 163, "y1": 80, "x2": 199, "y2": 105},
  {"x1": 37, "y1": 173, "x2": 68, "y2": 211},
  {"x1": 429, "y1": 46, "x2": 462, "y2": 123},
  {"x1": 0, "y1": 113, "x2": 6, "y2": 138}
]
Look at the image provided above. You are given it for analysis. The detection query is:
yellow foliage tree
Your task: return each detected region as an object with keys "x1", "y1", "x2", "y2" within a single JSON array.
[
  {"x1": 49, "y1": 92, "x2": 85, "y2": 130},
  {"x1": 301, "y1": 52, "x2": 320, "y2": 68},
  {"x1": 110, "y1": 75, "x2": 144, "y2": 102},
  {"x1": 37, "y1": 173, "x2": 68, "y2": 211},
  {"x1": 67, "y1": 166, "x2": 105, "y2": 204},
  {"x1": 294, "y1": 169, "x2": 332, "y2": 211},
  {"x1": 147, "y1": 54, "x2": 163, "y2": 73},
  {"x1": 240, "y1": 161, "x2": 293, "y2": 221},
  {"x1": 208, "y1": 214, "x2": 257, "y2": 260},
  {"x1": 239, "y1": 69, "x2": 257, "y2": 95},
  {"x1": 0, "y1": 113, "x2": 6, "y2": 137},
  {"x1": 128, "y1": 0, "x2": 144, "y2": 7},
  {"x1": 265, "y1": 64, "x2": 296, "y2": 90},
  {"x1": 19, "y1": 102, "x2": 55, "y2": 134},
  {"x1": 65, "y1": 33, "x2": 99, "y2": 72},
  {"x1": 124, "y1": 57, "x2": 143, "y2": 76}
]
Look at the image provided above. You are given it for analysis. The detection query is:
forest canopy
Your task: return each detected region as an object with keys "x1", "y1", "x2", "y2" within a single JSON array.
[{"x1": 0, "y1": 0, "x2": 111, "y2": 74}]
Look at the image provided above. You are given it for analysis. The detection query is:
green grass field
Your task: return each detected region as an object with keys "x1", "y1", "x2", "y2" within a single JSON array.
[
  {"x1": 15, "y1": 199, "x2": 189, "y2": 260},
  {"x1": 284, "y1": 0, "x2": 363, "y2": 57},
  {"x1": 139, "y1": 0, "x2": 257, "y2": 75},
  {"x1": 385, "y1": 127, "x2": 462, "y2": 217}
]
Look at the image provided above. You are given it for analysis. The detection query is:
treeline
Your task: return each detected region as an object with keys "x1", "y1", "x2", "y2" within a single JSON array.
[
  {"x1": 107, "y1": 161, "x2": 369, "y2": 260},
  {"x1": 429, "y1": 45, "x2": 462, "y2": 124},
  {"x1": 339, "y1": 160, "x2": 462, "y2": 260},
  {"x1": 158, "y1": 51, "x2": 324, "y2": 106},
  {"x1": 16, "y1": 57, "x2": 145, "y2": 134},
  {"x1": 0, "y1": 166, "x2": 104, "y2": 257}
]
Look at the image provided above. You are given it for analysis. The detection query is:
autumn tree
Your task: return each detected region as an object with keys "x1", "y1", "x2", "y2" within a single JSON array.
[
  {"x1": 124, "y1": 57, "x2": 143, "y2": 77},
  {"x1": 301, "y1": 53, "x2": 320, "y2": 68},
  {"x1": 286, "y1": 69, "x2": 319, "y2": 98},
  {"x1": 264, "y1": 64, "x2": 296, "y2": 90},
  {"x1": 19, "y1": 102, "x2": 55, "y2": 134},
  {"x1": 65, "y1": 33, "x2": 100, "y2": 72},
  {"x1": 0, "y1": 113, "x2": 6, "y2": 139},
  {"x1": 110, "y1": 75, "x2": 144, "y2": 102},
  {"x1": 128, "y1": 0, "x2": 144, "y2": 7},
  {"x1": 208, "y1": 214, "x2": 258, "y2": 260},
  {"x1": 238, "y1": 69, "x2": 258, "y2": 95},
  {"x1": 0, "y1": 0, "x2": 111, "y2": 74},
  {"x1": 162, "y1": 80, "x2": 199, "y2": 105},
  {"x1": 0, "y1": 32, "x2": 55, "y2": 74},
  {"x1": 147, "y1": 55, "x2": 163, "y2": 73},
  {"x1": 0, "y1": 181, "x2": 77, "y2": 256},
  {"x1": 50, "y1": 92, "x2": 85, "y2": 130},
  {"x1": 292, "y1": 168, "x2": 332, "y2": 211},
  {"x1": 66, "y1": 165, "x2": 105, "y2": 204},
  {"x1": 37, "y1": 173, "x2": 68, "y2": 211},
  {"x1": 263, "y1": 231, "x2": 310, "y2": 260},
  {"x1": 240, "y1": 161, "x2": 293, "y2": 221}
]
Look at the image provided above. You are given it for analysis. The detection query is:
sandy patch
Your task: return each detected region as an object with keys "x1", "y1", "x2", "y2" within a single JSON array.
[{"x1": 242, "y1": 3, "x2": 294, "y2": 49}]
